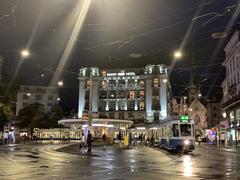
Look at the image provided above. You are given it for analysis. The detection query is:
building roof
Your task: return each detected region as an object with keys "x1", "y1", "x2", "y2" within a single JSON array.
[{"x1": 188, "y1": 97, "x2": 207, "y2": 112}]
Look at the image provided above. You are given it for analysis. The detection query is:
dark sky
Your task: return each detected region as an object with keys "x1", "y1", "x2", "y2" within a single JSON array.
[{"x1": 1, "y1": 0, "x2": 240, "y2": 111}]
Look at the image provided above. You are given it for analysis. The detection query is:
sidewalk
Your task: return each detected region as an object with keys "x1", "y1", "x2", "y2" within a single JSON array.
[{"x1": 196, "y1": 143, "x2": 240, "y2": 153}]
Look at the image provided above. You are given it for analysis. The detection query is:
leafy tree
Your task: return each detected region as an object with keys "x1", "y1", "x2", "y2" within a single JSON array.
[
  {"x1": 17, "y1": 103, "x2": 45, "y2": 135},
  {"x1": 46, "y1": 105, "x2": 64, "y2": 128},
  {"x1": 0, "y1": 102, "x2": 14, "y2": 131},
  {"x1": 17, "y1": 103, "x2": 64, "y2": 135}
]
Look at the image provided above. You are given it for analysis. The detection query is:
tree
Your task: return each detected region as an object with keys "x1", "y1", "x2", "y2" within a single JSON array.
[
  {"x1": 46, "y1": 105, "x2": 64, "y2": 128},
  {"x1": 0, "y1": 102, "x2": 14, "y2": 131},
  {"x1": 17, "y1": 103, "x2": 45, "y2": 135}
]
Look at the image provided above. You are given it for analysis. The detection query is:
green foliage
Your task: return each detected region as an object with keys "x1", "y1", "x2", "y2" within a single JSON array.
[
  {"x1": 17, "y1": 103, "x2": 45, "y2": 130},
  {"x1": 0, "y1": 102, "x2": 14, "y2": 130},
  {"x1": 17, "y1": 103, "x2": 64, "y2": 131},
  {"x1": 46, "y1": 105, "x2": 64, "y2": 128}
]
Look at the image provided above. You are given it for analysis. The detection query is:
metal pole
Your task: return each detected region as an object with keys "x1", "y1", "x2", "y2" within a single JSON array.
[{"x1": 88, "y1": 70, "x2": 92, "y2": 127}]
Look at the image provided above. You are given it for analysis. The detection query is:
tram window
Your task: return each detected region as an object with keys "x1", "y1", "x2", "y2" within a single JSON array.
[
  {"x1": 180, "y1": 124, "x2": 191, "y2": 136},
  {"x1": 172, "y1": 124, "x2": 179, "y2": 137}
]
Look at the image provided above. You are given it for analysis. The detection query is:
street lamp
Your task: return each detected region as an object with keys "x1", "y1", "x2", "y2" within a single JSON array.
[
  {"x1": 21, "y1": 49, "x2": 30, "y2": 58},
  {"x1": 174, "y1": 50, "x2": 182, "y2": 59},
  {"x1": 58, "y1": 81, "x2": 63, "y2": 87},
  {"x1": 222, "y1": 112, "x2": 227, "y2": 118},
  {"x1": 163, "y1": 79, "x2": 168, "y2": 83}
]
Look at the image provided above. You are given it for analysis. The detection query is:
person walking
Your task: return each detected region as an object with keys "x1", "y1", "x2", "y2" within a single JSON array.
[
  {"x1": 87, "y1": 131, "x2": 93, "y2": 152},
  {"x1": 80, "y1": 133, "x2": 86, "y2": 153},
  {"x1": 102, "y1": 133, "x2": 107, "y2": 148}
]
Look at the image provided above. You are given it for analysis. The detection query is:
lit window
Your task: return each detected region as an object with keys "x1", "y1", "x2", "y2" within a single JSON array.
[
  {"x1": 129, "y1": 91, "x2": 135, "y2": 99},
  {"x1": 153, "y1": 78, "x2": 158, "y2": 87},
  {"x1": 101, "y1": 81, "x2": 107, "y2": 88},
  {"x1": 140, "y1": 101, "x2": 145, "y2": 110},
  {"x1": 140, "y1": 80, "x2": 144, "y2": 86},
  {"x1": 102, "y1": 71, "x2": 107, "y2": 76}
]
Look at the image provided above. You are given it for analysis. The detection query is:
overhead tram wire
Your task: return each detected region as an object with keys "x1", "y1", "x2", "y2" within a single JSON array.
[
  {"x1": 1, "y1": 2, "x2": 236, "y2": 57},
  {"x1": 0, "y1": 0, "x2": 218, "y2": 52}
]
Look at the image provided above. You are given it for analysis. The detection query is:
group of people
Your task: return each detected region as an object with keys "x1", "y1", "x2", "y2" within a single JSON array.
[{"x1": 79, "y1": 131, "x2": 93, "y2": 153}]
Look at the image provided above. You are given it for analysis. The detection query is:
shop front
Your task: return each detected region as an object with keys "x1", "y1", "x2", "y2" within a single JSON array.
[
  {"x1": 222, "y1": 97, "x2": 240, "y2": 146},
  {"x1": 58, "y1": 118, "x2": 133, "y2": 141}
]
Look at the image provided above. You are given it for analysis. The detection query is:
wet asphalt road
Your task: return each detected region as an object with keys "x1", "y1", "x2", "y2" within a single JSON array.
[{"x1": 0, "y1": 143, "x2": 239, "y2": 180}]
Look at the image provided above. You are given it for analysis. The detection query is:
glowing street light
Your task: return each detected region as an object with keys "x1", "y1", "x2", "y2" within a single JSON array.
[
  {"x1": 174, "y1": 50, "x2": 182, "y2": 59},
  {"x1": 27, "y1": 93, "x2": 31, "y2": 96},
  {"x1": 21, "y1": 49, "x2": 30, "y2": 58},
  {"x1": 57, "y1": 98, "x2": 61, "y2": 101},
  {"x1": 58, "y1": 81, "x2": 63, "y2": 87},
  {"x1": 163, "y1": 79, "x2": 168, "y2": 83},
  {"x1": 222, "y1": 112, "x2": 227, "y2": 118}
]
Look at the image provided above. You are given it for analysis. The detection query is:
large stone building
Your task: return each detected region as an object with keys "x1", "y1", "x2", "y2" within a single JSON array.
[
  {"x1": 222, "y1": 30, "x2": 240, "y2": 143},
  {"x1": 77, "y1": 65, "x2": 170, "y2": 123},
  {"x1": 16, "y1": 85, "x2": 59, "y2": 115}
]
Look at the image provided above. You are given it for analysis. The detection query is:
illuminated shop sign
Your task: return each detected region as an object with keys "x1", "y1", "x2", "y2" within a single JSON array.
[{"x1": 107, "y1": 72, "x2": 136, "y2": 76}]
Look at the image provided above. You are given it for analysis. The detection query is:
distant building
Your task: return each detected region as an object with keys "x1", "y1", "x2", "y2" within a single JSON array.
[
  {"x1": 77, "y1": 65, "x2": 170, "y2": 123},
  {"x1": 171, "y1": 96, "x2": 188, "y2": 116},
  {"x1": 206, "y1": 99, "x2": 222, "y2": 128},
  {"x1": 171, "y1": 94, "x2": 207, "y2": 135},
  {"x1": 222, "y1": 30, "x2": 240, "y2": 143},
  {"x1": 187, "y1": 98, "x2": 207, "y2": 135},
  {"x1": 16, "y1": 85, "x2": 59, "y2": 115}
]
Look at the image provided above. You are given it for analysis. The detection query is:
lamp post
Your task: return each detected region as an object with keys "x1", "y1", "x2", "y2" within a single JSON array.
[{"x1": 88, "y1": 70, "x2": 93, "y2": 127}]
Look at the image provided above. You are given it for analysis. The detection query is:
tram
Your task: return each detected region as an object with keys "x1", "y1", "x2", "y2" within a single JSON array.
[{"x1": 148, "y1": 115, "x2": 195, "y2": 152}]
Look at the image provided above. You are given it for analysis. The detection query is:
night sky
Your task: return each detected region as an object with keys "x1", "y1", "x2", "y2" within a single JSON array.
[{"x1": 0, "y1": 0, "x2": 240, "y2": 112}]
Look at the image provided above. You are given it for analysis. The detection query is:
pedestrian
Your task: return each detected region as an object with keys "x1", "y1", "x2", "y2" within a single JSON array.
[
  {"x1": 80, "y1": 133, "x2": 86, "y2": 153},
  {"x1": 117, "y1": 132, "x2": 122, "y2": 148},
  {"x1": 102, "y1": 133, "x2": 107, "y2": 148},
  {"x1": 87, "y1": 131, "x2": 93, "y2": 152},
  {"x1": 150, "y1": 136, "x2": 155, "y2": 146},
  {"x1": 139, "y1": 134, "x2": 143, "y2": 146},
  {"x1": 198, "y1": 135, "x2": 201, "y2": 145}
]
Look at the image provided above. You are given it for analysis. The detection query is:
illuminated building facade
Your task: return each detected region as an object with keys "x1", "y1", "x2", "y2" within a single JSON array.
[
  {"x1": 222, "y1": 30, "x2": 240, "y2": 143},
  {"x1": 16, "y1": 85, "x2": 59, "y2": 115},
  {"x1": 78, "y1": 65, "x2": 170, "y2": 123}
]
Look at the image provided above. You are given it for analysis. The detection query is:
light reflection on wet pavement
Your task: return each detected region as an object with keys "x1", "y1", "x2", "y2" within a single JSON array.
[{"x1": 0, "y1": 143, "x2": 239, "y2": 180}]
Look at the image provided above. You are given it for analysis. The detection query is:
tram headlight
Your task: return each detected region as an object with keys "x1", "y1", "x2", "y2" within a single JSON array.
[{"x1": 184, "y1": 140, "x2": 190, "y2": 145}]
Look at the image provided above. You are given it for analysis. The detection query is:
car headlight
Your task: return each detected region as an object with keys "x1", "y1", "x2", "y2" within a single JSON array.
[{"x1": 184, "y1": 140, "x2": 190, "y2": 145}]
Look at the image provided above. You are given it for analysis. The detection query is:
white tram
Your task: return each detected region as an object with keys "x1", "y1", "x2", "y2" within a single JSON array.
[{"x1": 148, "y1": 116, "x2": 195, "y2": 152}]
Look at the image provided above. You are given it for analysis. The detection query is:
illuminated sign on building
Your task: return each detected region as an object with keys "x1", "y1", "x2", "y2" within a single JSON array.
[{"x1": 107, "y1": 72, "x2": 136, "y2": 76}]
